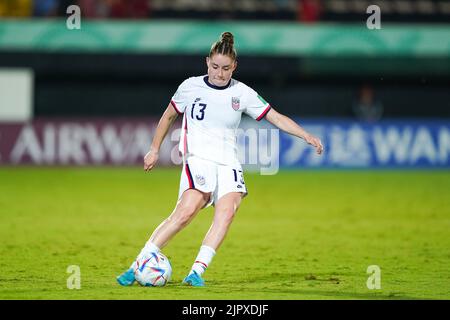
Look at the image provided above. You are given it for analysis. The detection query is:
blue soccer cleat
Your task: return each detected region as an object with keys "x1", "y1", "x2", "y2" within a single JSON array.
[
  {"x1": 182, "y1": 271, "x2": 205, "y2": 287},
  {"x1": 116, "y1": 268, "x2": 136, "y2": 286}
]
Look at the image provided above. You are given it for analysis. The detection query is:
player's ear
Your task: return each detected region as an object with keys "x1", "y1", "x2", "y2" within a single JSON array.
[
  {"x1": 206, "y1": 56, "x2": 210, "y2": 67},
  {"x1": 230, "y1": 60, "x2": 237, "y2": 73}
]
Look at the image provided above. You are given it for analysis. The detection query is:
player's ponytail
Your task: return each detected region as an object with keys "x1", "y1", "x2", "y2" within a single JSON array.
[{"x1": 209, "y1": 32, "x2": 237, "y2": 61}]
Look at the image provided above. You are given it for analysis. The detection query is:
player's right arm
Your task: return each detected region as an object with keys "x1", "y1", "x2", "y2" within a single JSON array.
[{"x1": 144, "y1": 103, "x2": 179, "y2": 171}]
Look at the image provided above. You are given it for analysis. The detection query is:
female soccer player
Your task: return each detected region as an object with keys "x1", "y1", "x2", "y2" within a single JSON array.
[{"x1": 117, "y1": 32, "x2": 323, "y2": 287}]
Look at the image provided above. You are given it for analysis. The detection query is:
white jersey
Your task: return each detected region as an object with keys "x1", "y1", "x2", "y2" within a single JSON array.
[{"x1": 170, "y1": 75, "x2": 271, "y2": 166}]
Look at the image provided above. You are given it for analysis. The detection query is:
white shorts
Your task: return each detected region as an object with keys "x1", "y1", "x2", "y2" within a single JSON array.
[{"x1": 178, "y1": 155, "x2": 248, "y2": 207}]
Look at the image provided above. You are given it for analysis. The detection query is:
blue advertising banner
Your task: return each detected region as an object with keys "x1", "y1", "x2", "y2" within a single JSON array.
[{"x1": 275, "y1": 119, "x2": 450, "y2": 169}]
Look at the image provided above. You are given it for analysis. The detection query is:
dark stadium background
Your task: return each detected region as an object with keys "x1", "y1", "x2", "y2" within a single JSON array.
[{"x1": 0, "y1": 0, "x2": 449, "y2": 120}]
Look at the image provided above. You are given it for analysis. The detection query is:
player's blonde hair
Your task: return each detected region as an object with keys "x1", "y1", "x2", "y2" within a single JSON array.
[{"x1": 209, "y1": 32, "x2": 237, "y2": 61}]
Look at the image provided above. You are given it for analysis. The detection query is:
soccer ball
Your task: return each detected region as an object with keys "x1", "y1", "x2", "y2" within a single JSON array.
[{"x1": 134, "y1": 252, "x2": 172, "y2": 287}]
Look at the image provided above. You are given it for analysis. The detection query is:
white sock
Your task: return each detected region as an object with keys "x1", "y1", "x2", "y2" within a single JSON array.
[
  {"x1": 189, "y1": 245, "x2": 216, "y2": 276},
  {"x1": 129, "y1": 241, "x2": 160, "y2": 269}
]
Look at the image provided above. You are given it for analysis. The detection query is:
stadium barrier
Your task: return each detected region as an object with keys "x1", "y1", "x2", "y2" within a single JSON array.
[
  {"x1": 1, "y1": 20, "x2": 449, "y2": 57},
  {"x1": 1, "y1": 20, "x2": 449, "y2": 77}
]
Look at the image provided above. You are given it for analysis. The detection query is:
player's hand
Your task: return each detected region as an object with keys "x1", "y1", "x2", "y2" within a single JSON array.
[
  {"x1": 304, "y1": 133, "x2": 324, "y2": 155},
  {"x1": 144, "y1": 149, "x2": 159, "y2": 171}
]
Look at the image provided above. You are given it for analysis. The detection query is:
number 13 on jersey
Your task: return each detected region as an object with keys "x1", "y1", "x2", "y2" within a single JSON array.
[{"x1": 191, "y1": 103, "x2": 207, "y2": 121}]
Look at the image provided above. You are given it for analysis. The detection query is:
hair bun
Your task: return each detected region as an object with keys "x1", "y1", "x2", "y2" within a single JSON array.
[
  {"x1": 220, "y1": 32, "x2": 234, "y2": 46},
  {"x1": 209, "y1": 31, "x2": 237, "y2": 60}
]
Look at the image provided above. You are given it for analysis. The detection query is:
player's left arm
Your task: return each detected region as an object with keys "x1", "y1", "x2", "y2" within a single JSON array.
[{"x1": 264, "y1": 108, "x2": 324, "y2": 155}]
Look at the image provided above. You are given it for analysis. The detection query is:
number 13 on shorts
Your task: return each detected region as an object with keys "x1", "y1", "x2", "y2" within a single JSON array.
[{"x1": 232, "y1": 169, "x2": 245, "y2": 186}]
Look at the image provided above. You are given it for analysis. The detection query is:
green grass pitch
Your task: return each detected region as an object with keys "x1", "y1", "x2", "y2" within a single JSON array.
[{"x1": 0, "y1": 167, "x2": 449, "y2": 300}]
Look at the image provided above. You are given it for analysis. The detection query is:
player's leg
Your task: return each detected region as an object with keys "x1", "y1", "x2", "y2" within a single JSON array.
[
  {"x1": 117, "y1": 189, "x2": 210, "y2": 286},
  {"x1": 149, "y1": 157, "x2": 215, "y2": 250},
  {"x1": 147, "y1": 188, "x2": 211, "y2": 249},
  {"x1": 183, "y1": 192, "x2": 243, "y2": 287},
  {"x1": 202, "y1": 192, "x2": 242, "y2": 250}
]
